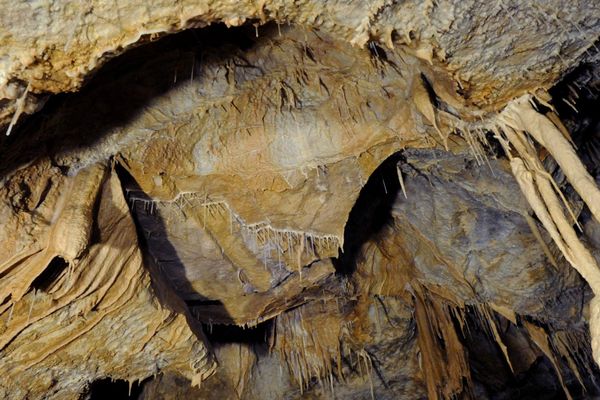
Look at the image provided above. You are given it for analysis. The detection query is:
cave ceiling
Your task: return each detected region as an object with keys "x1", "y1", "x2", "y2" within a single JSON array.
[{"x1": 0, "y1": 1, "x2": 599, "y2": 399}]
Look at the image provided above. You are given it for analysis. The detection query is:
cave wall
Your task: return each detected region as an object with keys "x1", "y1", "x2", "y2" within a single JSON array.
[{"x1": 0, "y1": 2, "x2": 599, "y2": 399}]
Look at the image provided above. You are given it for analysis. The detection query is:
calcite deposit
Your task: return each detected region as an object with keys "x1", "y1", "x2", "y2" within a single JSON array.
[{"x1": 0, "y1": 1, "x2": 599, "y2": 399}]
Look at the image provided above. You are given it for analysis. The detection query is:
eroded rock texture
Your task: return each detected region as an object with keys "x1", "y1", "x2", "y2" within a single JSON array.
[
  {"x1": 1, "y1": 0, "x2": 598, "y2": 132},
  {"x1": 0, "y1": 2, "x2": 600, "y2": 399}
]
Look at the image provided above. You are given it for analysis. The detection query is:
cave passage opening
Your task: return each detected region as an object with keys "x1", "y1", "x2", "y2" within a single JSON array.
[
  {"x1": 0, "y1": 11, "x2": 599, "y2": 399},
  {"x1": 85, "y1": 377, "x2": 147, "y2": 400},
  {"x1": 333, "y1": 151, "x2": 404, "y2": 276},
  {"x1": 31, "y1": 256, "x2": 69, "y2": 293}
]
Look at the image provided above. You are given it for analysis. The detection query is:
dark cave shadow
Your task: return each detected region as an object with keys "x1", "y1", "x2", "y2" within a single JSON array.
[
  {"x1": 460, "y1": 307, "x2": 600, "y2": 400},
  {"x1": 333, "y1": 151, "x2": 403, "y2": 275},
  {"x1": 548, "y1": 62, "x2": 600, "y2": 233},
  {"x1": 0, "y1": 21, "x2": 276, "y2": 371},
  {"x1": 0, "y1": 23, "x2": 258, "y2": 179},
  {"x1": 86, "y1": 376, "x2": 148, "y2": 400},
  {"x1": 113, "y1": 164, "x2": 229, "y2": 320},
  {"x1": 0, "y1": 20, "x2": 278, "y2": 342},
  {"x1": 114, "y1": 163, "x2": 274, "y2": 352},
  {"x1": 0, "y1": 23, "x2": 282, "y2": 390}
]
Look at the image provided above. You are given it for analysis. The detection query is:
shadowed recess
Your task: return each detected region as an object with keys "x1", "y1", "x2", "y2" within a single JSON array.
[{"x1": 334, "y1": 152, "x2": 403, "y2": 275}]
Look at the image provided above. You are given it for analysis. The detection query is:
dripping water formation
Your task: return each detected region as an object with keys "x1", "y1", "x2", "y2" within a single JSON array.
[{"x1": 0, "y1": 6, "x2": 599, "y2": 400}]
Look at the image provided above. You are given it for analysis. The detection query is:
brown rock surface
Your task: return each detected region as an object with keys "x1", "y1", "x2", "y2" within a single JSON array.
[
  {"x1": 1, "y1": 0, "x2": 598, "y2": 132},
  {"x1": 0, "y1": 2, "x2": 599, "y2": 399}
]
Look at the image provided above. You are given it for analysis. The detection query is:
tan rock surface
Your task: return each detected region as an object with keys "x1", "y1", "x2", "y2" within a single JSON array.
[
  {"x1": 0, "y1": 163, "x2": 215, "y2": 398},
  {"x1": 1, "y1": 0, "x2": 598, "y2": 132},
  {"x1": 0, "y1": 2, "x2": 599, "y2": 399}
]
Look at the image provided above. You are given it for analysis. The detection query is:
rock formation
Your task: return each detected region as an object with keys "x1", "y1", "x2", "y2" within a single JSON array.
[{"x1": 0, "y1": 1, "x2": 599, "y2": 399}]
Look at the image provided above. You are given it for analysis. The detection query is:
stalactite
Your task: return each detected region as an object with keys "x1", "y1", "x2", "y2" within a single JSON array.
[
  {"x1": 0, "y1": 165, "x2": 216, "y2": 393},
  {"x1": 125, "y1": 189, "x2": 342, "y2": 263},
  {"x1": 495, "y1": 94, "x2": 600, "y2": 365},
  {"x1": 410, "y1": 284, "x2": 472, "y2": 400},
  {"x1": 273, "y1": 301, "x2": 354, "y2": 394},
  {"x1": 0, "y1": 162, "x2": 106, "y2": 308}
]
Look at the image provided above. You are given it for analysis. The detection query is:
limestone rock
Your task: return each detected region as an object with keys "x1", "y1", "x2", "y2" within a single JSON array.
[
  {"x1": 0, "y1": 2, "x2": 599, "y2": 399},
  {"x1": 1, "y1": 0, "x2": 598, "y2": 133}
]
